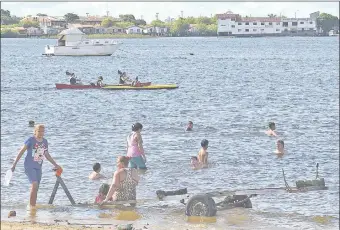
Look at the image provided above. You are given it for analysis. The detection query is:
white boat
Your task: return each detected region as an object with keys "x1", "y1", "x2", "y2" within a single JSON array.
[{"x1": 44, "y1": 28, "x2": 122, "y2": 56}]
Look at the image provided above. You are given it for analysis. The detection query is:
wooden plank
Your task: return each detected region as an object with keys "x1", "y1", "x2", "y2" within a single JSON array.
[
  {"x1": 58, "y1": 176, "x2": 76, "y2": 205},
  {"x1": 48, "y1": 180, "x2": 60, "y2": 204}
]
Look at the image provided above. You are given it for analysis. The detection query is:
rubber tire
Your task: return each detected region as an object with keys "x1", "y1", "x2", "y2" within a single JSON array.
[
  {"x1": 185, "y1": 194, "x2": 217, "y2": 217},
  {"x1": 244, "y1": 199, "x2": 252, "y2": 208}
]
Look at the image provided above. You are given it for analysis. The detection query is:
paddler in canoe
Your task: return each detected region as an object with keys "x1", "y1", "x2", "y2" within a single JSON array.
[
  {"x1": 96, "y1": 76, "x2": 105, "y2": 87},
  {"x1": 66, "y1": 71, "x2": 77, "y2": 85},
  {"x1": 118, "y1": 70, "x2": 131, "y2": 85}
]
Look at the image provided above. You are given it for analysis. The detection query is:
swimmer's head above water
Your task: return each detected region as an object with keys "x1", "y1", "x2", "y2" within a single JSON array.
[
  {"x1": 269, "y1": 122, "x2": 276, "y2": 130},
  {"x1": 276, "y1": 139, "x2": 284, "y2": 153},
  {"x1": 186, "y1": 121, "x2": 193, "y2": 131},
  {"x1": 201, "y1": 139, "x2": 209, "y2": 150}
]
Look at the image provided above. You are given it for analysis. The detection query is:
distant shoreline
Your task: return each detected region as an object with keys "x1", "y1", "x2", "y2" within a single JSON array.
[{"x1": 1, "y1": 34, "x2": 332, "y2": 39}]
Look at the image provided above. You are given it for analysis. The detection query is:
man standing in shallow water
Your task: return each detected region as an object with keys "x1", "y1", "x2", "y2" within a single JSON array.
[{"x1": 11, "y1": 124, "x2": 61, "y2": 209}]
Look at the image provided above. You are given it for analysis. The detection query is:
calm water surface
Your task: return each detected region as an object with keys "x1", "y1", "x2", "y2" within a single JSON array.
[{"x1": 1, "y1": 37, "x2": 339, "y2": 229}]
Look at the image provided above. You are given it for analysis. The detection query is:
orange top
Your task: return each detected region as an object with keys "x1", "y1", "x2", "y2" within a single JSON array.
[{"x1": 55, "y1": 167, "x2": 63, "y2": 177}]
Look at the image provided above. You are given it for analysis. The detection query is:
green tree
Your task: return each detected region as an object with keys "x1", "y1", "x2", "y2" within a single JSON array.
[
  {"x1": 118, "y1": 14, "x2": 136, "y2": 22},
  {"x1": 317, "y1": 13, "x2": 339, "y2": 35},
  {"x1": 101, "y1": 18, "x2": 114, "y2": 27},
  {"x1": 150, "y1": 19, "x2": 165, "y2": 27},
  {"x1": 196, "y1": 16, "x2": 211, "y2": 25},
  {"x1": 169, "y1": 18, "x2": 190, "y2": 36},
  {"x1": 64, "y1": 13, "x2": 79, "y2": 23},
  {"x1": 114, "y1": 21, "x2": 135, "y2": 28},
  {"x1": 184, "y1": 16, "x2": 197, "y2": 24},
  {"x1": 19, "y1": 19, "x2": 40, "y2": 28},
  {"x1": 1, "y1": 9, "x2": 21, "y2": 25},
  {"x1": 207, "y1": 24, "x2": 217, "y2": 35},
  {"x1": 135, "y1": 19, "x2": 146, "y2": 26}
]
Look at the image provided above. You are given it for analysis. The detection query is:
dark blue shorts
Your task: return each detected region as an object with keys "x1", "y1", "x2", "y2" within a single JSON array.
[{"x1": 25, "y1": 167, "x2": 42, "y2": 184}]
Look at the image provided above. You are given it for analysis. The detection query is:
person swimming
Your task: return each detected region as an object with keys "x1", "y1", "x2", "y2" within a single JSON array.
[
  {"x1": 89, "y1": 163, "x2": 105, "y2": 180},
  {"x1": 275, "y1": 139, "x2": 285, "y2": 155},
  {"x1": 95, "y1": 183, "x2": 112, "y2": 204},
  {"x1": 266, "y1": 122, "x2": 278, "y2": 137},
  {"x1": 190, "y1": 156, "x2": 200, "y2": 169},
  {"x1": 186, "y1": 121, "x2": 193, "y2": 131}
]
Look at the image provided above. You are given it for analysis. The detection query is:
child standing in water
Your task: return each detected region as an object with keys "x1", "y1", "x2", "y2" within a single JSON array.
[{"x1": 11, "y1": 124, "x2": 61, "y2": 209}]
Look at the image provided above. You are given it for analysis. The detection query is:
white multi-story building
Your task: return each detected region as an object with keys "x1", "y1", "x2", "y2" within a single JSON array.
[{"x1": 217, "y1": 12, "x2": 317, "y2": 37}]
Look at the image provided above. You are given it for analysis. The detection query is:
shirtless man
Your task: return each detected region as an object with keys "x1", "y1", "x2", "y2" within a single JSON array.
[
  {"x1": 275, "y1": 140, "x2": 285, "y2": 155},
  {"x1": 265, "y1": 122, "x2": 278, "y2": 137},
  {"x1": 198, "y1": 139, "x2": 209, "y2": 167}
]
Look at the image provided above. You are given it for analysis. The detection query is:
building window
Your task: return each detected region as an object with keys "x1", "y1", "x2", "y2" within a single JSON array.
[
  {"x1": 309, "y1": 21, "x2": 313, "y2": 24},
  {"x1": 269, "y1": 22, "x2": 272, "y2": 25},
  {"x1": 245, "y1": 22, "x2": 249, "y2": 25},
  {"x1": 238, "y1": 22, "x2": 242, "y2": 25},
  {"x1": 85, "y1": 42, "x2": 89, "y2": 44},
  {"x1": 276, "y1": 22, "x2": 280, "y2": 25},
  {"x1": 261, "y1": 22, "x2": 264, "y2": 25},
  {"x1": 105, "y1": 41, "x2": 108, "y2": 43},
  {"x1": 245, "y1": 29, "x2": 249, "y2": 32},
  {"x1": 231, "y1": 25, "x2": 235, "y2": 28},
  {"x1": 292, "y1": 22, "x2": 297, "y2": 26},
  {"x1": 253, "y1": 22, "x2": 257, "y2": 25},
  {"x1": 276, "y1": 29, "x2": 280, "y2": 31},
  {"x1": 238, "y1": 29, "x2": 242, "y2": 32},
  {"x1": 253, "y1": 29, "x2": 257, "y2": 31},
  {"x1": 309, "y1": 28, "x2": 314, "y2": 30},
  {"x1": 300, "y1": 21, "x2": 304, "y2": 24},
  {"x1": 221, "y1": 25, "x2": 226, "y2": 26},
  {"x1": 137, "y1": 29, "x2": 140, "y2": 32},
  {"x1": 261, "y1": 29, "x2": 264, "y2": 31}
]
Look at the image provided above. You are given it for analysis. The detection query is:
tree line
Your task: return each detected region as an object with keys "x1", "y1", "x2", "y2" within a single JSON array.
[{"x1": 1, "y1": 9, "x2": 339, "y2": 37}]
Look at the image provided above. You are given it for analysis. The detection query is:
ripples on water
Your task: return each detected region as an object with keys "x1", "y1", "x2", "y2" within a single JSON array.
[{"x1": 1, "y1": 37, "x2": 339, "y2": 229}]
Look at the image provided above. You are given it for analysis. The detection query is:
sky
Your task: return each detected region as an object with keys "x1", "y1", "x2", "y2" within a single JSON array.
[{"x1": 2, "y1": 2, "x2": 339, "y2": 23}]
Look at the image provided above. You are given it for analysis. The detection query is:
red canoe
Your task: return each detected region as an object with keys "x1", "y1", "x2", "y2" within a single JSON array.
[{"x1": 55, "y1": 82, "x2": 151, "y2": 89}]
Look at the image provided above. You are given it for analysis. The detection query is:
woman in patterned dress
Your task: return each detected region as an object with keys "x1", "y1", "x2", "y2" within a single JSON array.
[{"x1": 100, "y1": 156, "x2": 139, "y2": 205}]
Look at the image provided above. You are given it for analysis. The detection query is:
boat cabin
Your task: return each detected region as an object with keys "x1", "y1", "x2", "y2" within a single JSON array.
[
  {"x1": 57, "y1": 28, "x2": 86, "y2": 46},
  {"x1": 56, "y1": 28, "x2": 118, "y2": 47}
]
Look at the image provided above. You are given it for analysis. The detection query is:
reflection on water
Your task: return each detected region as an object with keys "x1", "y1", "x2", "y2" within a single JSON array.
[{"x1": 1, "y1": 37, "x2": 339, "y2": 229}]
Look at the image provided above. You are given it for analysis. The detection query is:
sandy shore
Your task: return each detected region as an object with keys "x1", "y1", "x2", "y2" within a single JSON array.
[{"x1": 1, "y1": 221, "x2": 102, "y2": 230}]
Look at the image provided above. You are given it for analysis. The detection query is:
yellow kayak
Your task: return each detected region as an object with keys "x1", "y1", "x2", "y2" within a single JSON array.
[{"x1": 102, "y1": 84, "x2": 178, "y2": 90}]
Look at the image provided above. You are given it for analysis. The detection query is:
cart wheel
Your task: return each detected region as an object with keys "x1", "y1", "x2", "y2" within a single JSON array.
[{"x1": 185, "y1": 194, "x2": 217, "y2": 217}]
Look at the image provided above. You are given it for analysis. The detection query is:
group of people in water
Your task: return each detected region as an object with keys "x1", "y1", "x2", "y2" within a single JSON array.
[
  {"x1": 67, "y1": 70, "x2": 141, "y2": 87},
  {"x1": 10, "y1": 120, "x2": 284, "y2": 209}
]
